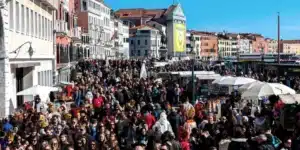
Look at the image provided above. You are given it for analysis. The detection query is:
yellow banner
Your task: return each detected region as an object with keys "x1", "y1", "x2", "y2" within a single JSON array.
[{"x1": 174, "y1": 23, "x2": 186, "y2": 52}]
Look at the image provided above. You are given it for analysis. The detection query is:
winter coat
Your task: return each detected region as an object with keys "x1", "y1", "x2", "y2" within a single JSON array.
[{"x1": 228, "y1": 138, "x2": 250, "y2": 150}]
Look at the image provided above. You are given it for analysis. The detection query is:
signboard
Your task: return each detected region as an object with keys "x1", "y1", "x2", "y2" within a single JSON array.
[{"x1": 173, "y1": 23, "x2": 186, "y2": 52}]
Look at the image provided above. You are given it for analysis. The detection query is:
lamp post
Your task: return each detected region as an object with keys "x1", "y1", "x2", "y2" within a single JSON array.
[{"x1": 190, "y1": 33, "x2": 196, "y2": 104}]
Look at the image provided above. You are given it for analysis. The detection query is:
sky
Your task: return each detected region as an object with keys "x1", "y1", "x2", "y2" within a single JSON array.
[{"x1": 105, "y1": 0, "x2": 300, "y2": 39}]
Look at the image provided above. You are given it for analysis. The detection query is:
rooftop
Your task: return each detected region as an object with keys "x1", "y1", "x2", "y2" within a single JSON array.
[
  {"x1": 282, "y1": 40, "x2": 300, "y2": 44},
  {"x1": 115, "y1": 5, "x2": 177, "y2": 20}
]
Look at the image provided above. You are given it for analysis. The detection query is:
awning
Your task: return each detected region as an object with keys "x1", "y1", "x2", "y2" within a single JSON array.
[{"x1": 11, "y1": 62, "x2": 40, "y2": 68}]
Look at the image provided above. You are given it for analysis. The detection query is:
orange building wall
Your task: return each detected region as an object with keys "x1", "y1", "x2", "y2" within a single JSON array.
[{"x1": 200, "y1": 35, "x2": 218, "y2": 57}]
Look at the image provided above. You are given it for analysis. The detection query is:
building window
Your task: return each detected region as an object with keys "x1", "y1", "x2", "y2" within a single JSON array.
[
  {"x1": 21, "y1": 5, "x2": 24, "y2": 33},
  {"x1": 42, "y1": 16, "x2": 44, "y2": 38},
  {"x1": 26, "y1": 7, "x2": 29, "y2": 35},
  {"x1": 45, "y1": 19, "x2": 48, "y2": 40},
  {"x1": 16, "y1": 1, "x2": 19, "y2": 31},
  {"x1": 145, "y1": 40, "x2": 148, "y2": 45},
  {"x1": 131, "y1": 40, "x2": 133, "y2": 45},
  {"x1": 48, "y1": 20, "x2": 51, "y2": 40},
  {"x1": 50, "y1": 21, "x2": 53, "y2": 41},
  {"x1": 137, "y1": 50, "x2": 140, "y2": 56},
  {"x1": 138, "y1": 40, "x2": 140, "y2": 45},
  {"x1": 145, "y1": 50, "x2": 148, "y2": 56},
  {"x1": 31, "y1": 10, "x2": 33, "y2": 36},
  {"x1": 38, "y1": 14, "x2": 41, "y2": 38},
  {"x1": 35, "y1": 12, "x2": 37, "y2": 36},
  {"x1": 9, "y1": 1, "x2": 13, "y2": 29},
  {"x1": 38, "y1": 72, "x2": 41, "y2": 85}
]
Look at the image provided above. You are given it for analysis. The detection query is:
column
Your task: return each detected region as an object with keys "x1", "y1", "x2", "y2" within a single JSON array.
[{"x1": 0, "y1": 4, "x2": 12, "y2": 116}]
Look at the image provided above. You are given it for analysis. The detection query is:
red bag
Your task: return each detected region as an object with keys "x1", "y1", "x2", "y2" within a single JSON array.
[{"x1": 93, "y1": 97, "x2": 103, "y2": 108}]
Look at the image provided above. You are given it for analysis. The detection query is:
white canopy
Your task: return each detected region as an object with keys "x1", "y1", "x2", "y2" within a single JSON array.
[
  {"x1": 242, "y1": 83, "x2": 296, "y2": 100},
  {"x1": 176, "y1": 71, "x2": 216, "y2": 77},
  {"x1": 212, "y1": 76, "x2": 232, "y2": 84},
  {"x1": 153, "y1": 62, "x2": 169, "y2": 68},
  {"x1": 217, "y1": 77, "x2": 256, "y2": 86},
  {"x1": 279, "y1": 94, "x2": 300, "y2": 104},
  {"x1": 239, "y1": 81, "x2": 263, "y2": 93},
  {"x1": 17, "y1": 85, "x2": 60, "y2": 102},
  {"x1": 196, "y1": 74, "x2": 221, "y2": 80}
]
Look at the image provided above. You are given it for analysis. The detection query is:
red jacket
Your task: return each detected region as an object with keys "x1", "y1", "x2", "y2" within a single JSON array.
[
  {"x1": 180, "y1": 141, "x2": 190, "y2": 150},
  {"x1": 144, "y1": 113, "x2": 156, "y2": 129},
  {"x1": 65, "y1": 85, "x2": 73, "y2": 97}
]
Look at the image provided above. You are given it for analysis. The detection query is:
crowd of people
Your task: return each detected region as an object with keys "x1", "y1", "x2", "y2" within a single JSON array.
[{"x1": 0, "y1": 59, "x2": 299, "y2": 150}]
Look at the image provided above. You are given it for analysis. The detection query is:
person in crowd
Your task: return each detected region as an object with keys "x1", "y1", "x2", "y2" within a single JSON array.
[{"x1": 0, "y1": 59, "x2": 299, "y2": 150}]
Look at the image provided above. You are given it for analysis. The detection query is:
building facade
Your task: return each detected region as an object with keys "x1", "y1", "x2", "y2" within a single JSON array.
[
  {"x1": 281, "y1": 40, "x2": 300, "y2": 54},
  {"x1": 115, "y1": 3, "x2": 187, "y2": 58},
  {"x1": 56, "y1": 0, "x2": 82, "y2": 83},
  {"x1": 266, "y1": 39, "x2": 278, "y2": 53},
  {"x1": 129, "y1": 25, "x2": 161, "y2": 59},
  {"x1": 251, "y1": 34, "x2": 268, "y2": 53},
  {"x1": 111, "y1": 18, "x2": 129, "y2": 59},
  {"x1": 0, "y1": 0, "x2": 58, "y2": 116},
  {"x1": 217, "y1": 33, "x2": 238, "y2": 58},
  {"x1": 238, "y1": 38, "x2": 252, "y2": 54},
  {"x1": 75, "y1": 0, "x2": 112, "y2": 59},
  {"x1": 186, "y1": 31, "x2": 201, "y2": 59}
]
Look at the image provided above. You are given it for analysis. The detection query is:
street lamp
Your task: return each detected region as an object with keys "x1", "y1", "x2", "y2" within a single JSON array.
[
  {"x1": 190, "y1": 33, "x2": 196, "y2": 104},
  {"x1": 10, "y1": 41, "x2": 34, "y2": 59}
]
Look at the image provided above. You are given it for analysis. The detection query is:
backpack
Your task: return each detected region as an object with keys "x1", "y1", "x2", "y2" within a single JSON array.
[{"x1": 272, "y1": 136, "x2": 281, "y2": 148}]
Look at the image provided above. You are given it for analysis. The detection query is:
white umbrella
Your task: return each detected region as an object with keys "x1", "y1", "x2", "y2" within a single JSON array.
[
  {"x1": 242, "y1": 83, "x2": 296, "y2": 100},
  {"x1": 212, "y1": 76, "x2": 232, "y2": 84},
  {"x1": 239, "y1": 81, "x2": 263, "y2": 92},
  {"x1": 217, "y1": 77, "x2": 256, "y2": 86},
  {"x1": 279, "y1": 94, "x2": 300, "y2": 104},
  {"x1": 17, "y1": 85, "x2": 59, "y2": 96}
]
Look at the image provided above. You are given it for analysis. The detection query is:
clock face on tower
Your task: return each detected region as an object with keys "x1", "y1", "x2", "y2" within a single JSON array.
[{"x1": 174, "y1": 23, "x2": 186, "y2": 52}]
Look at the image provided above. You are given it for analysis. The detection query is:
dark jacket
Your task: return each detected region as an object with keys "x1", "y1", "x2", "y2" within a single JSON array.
[
  {"x1": 257, "y1": 143, "x2": 275, "y2": 150},
  {"x1": 228, "y1": 138, "x2": 250, "y2": 150}
]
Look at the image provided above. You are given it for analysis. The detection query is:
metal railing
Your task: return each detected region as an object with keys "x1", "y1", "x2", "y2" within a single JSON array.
[
  {"x1": 55, "y1": 20, "x2": 68, "y2": 33},
  {"x1": 71, "y1": 27, "x2": 82, "y2": 39}
]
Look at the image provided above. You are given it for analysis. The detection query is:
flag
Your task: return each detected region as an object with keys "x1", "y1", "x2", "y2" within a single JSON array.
[{"x1": 140, "y1": 62, "x2": 147, "y2": 79}]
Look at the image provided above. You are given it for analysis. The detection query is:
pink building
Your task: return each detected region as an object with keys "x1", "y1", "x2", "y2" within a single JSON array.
[
  {"x1": 56, "y1": 0, "x2": 82, "y2": 82},
  {"x1": 251, "y1": 35, "x2": 268, "y2": 53}
]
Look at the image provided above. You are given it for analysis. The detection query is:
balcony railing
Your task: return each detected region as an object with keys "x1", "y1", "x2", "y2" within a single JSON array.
[
  {"x1": 71, "y1": 27, "x2": 82, "y2": 39},
  {"x1": 40, "y1": 0, "x2": 59, "y2": 10},
  {"x1": 55, "y1": 20, "x2": 68, "y2": 34}
]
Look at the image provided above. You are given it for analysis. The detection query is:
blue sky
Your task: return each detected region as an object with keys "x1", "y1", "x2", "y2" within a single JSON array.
[{"x1": 105, "y1": 0, "x2": 300, "y2": 39}]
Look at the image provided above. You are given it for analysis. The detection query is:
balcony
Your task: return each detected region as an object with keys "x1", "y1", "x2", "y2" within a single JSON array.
[
  {"x1": 40, "y1": 0, "x2": 59, "y2": 10},
  {"x1": 55, "y1": 20, "x2": 68, "y2": 34},
  {"x1": 71, "y1": 27, "x2": 82, "y2": 39}
]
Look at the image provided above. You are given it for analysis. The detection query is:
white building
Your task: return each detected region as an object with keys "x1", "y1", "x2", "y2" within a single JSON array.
[
  {"x1": 218, "y1": 34, "x2": 238, "y2": 57},
  {"x1": 266, "y1": 39, "x2": 277, "y2": 53},
  {"x1": 0, "y1": 0, "x2": 57, "y2": 116},
  {"x1": 129, "y1": 25, "x2": 161, "y2": 59},
  {"x1": 238, "y1": 38, "x2": 252, "y2": 54},
  {"x1": 77, "y1": 0, "x2": 112, "y2": 59},
  {"x1": 111, "y1": 18, "x2": 129, "y2": 59},
  {"x1": 186, "y1": 31, "x2": 201, "y2": 59}
]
